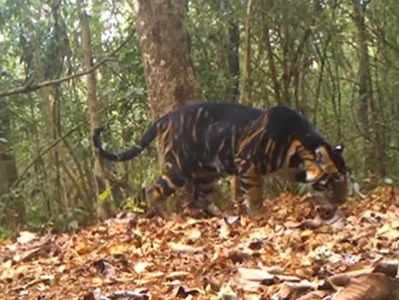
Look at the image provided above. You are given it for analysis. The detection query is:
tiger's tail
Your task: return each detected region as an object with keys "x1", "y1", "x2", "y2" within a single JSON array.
[{"x1": 93, "y1": 123, "x2": 158, "y2": 162}]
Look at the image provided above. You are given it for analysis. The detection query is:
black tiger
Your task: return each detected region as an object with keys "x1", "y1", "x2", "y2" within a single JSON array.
[{"x1": 93, "y1": 103, "x2": 347, "y2": 216}]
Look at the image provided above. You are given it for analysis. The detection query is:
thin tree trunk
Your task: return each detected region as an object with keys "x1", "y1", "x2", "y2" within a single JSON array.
[
  {"x1": 352, "y1": 0, "x2": 370, "y2": 137},
  {"x1": 0, "y1": 108, "x2": 23, "y2": 228},
  {"x1": 51, "y1": 85, "x2": 65, "y2": 211},
  {"x1": 264, "y1": 23, "x2": 281, "y2": 104},
  {"x1": 352, "y1": 0, "x2": 384, "y2": 176},
  {"x1": 312, "y1": 33, "x2": 331, "y2": 125},
  {"x1": 226, "y1": 6, "x2": 240, "y2": 101},
  {"x1": 29, "y1": 97, "x2": 51, "y2": 216},
  {"x1": 23, "y1": 2, "x2": 53, "y2": 216},
  {"x1": 51, "y1": 2, "x2": 67, "y2": 212},
  {"x1": 78, "y1": 4, "x2": 112, "y2": 218},
  {"x1": 239, "y1": 0, "x2": 253, "y2": 104},
  {"x1": 62, "y1": 136, "x2": 93, "y2": 210}
]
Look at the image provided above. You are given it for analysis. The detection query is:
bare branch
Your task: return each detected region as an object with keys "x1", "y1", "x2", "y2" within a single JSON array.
[
  {"x1": 11, "y1": 123, "x2": 81, "y2": 188},
  {"x1": 0, "y1": 27, "x2": 136, "y2": 99}
]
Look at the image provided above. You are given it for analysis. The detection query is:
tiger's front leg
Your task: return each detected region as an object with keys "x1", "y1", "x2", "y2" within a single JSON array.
[
  {"x1": 238, "y1": 162, "x2": 264, "y2": 216},
  {"x1": 188, "y1": 170, "x2": 224, "y2": 216}
]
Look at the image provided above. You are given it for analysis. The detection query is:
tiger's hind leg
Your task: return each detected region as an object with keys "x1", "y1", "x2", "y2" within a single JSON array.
[{"x1": 146, "y1": 170, "x2": 185, "y2": 217}]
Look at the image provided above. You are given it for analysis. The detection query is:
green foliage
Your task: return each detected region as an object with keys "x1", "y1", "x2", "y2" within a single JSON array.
[
  {"x1": 186, "y1": 1, "x2": 243, "y2": 100},
  {"x1": 0, "y1": 226, "x2": 13, "y2": 240}
]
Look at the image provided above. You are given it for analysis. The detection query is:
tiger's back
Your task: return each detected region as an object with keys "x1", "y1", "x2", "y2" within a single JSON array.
[{"x1": 155, "y1": 103, "x2": 262, "y2": 175}]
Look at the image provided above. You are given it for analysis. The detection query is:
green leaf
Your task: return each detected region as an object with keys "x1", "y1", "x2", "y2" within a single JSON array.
[{"x1": 99, "y1": 187, "x2": 112, "y2": 202}]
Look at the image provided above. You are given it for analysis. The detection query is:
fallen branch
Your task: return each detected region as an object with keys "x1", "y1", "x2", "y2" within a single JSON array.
[
  {"x1": 98, "y1": 291, "x2": 149, "y2": 300},
  {"x1": 12, "y1": 275, "x2": 54, "y2": 293}
]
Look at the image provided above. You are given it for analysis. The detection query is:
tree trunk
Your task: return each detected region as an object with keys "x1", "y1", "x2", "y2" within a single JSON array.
[
  {"x1": 0, "y1": 109, "x2": 23, "y2": 228},
  {"x1": 352, "y1": 0, "x2": 385, "y2": 176},
  {"x1": 78, "y1": 4, "x2": 112, "y2": 218},
  {"x1": 264, "y1": 22, "x2": 281, "y2": 104},
  {"x1": 225, "y1": 1, "x2": 240, "y2": 101},
  {"x1": 51, "y1": 2, "x2": 67, "y2": 213},
  {"x1": 135, "y1": 0, "x2": 198, "y2": 119},
  {"x1": 133, "y1": 0, "x2": 198, "y2": 211},
  {"x1": 50, "y1": 85, "x2": 65, "y2": 212},
  {"x1": 352, "y1": 0, "x2": 370, "y2": 137},
  {"x1": 23, "y1": 2, "x2": 54, "y2": 217},
  {"x1": 239, "y1": 0, "x2": 253, "y2": 104}
]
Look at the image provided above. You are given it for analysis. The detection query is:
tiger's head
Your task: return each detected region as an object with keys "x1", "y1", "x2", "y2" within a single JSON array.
[
  {"x1": 288, "y1": 137, "x2": 348, "y2": 205},
  {"x1": 265, "y1": 106, "x2": 348, "y2": 207}
]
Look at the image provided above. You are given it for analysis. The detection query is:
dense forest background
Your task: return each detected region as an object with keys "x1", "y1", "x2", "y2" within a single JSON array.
[{"x1": 0, "y1": 0, "x2": 398, "y2": 235}]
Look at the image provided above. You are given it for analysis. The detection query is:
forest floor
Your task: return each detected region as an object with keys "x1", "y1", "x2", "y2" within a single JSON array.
[{"x1": 1, "y1": 186, "x2": 399, "y2": 300}]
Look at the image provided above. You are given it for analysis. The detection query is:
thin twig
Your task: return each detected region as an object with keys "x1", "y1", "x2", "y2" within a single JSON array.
[{"x1": 11, "y1": 124, "x2": 81, "y2": 188}]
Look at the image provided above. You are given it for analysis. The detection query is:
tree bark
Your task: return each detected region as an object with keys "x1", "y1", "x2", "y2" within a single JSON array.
[
  {"x1": 22, "y1": 1, "x2": 54, "y2": 216},
  {"x1": 225, "y1": 1, "x2": 240, "y2": 101},
  {"x1": 78, "y1": 4, "x2": 111, "y2": 218},
  {"x1": 0, "y1": 109, "x2": 23, "y2": 228},
  {"x1": 352, "y1": 0, "x2": 385, "y2": 176},
  {"x1": 133, "y1": 0, "x2": 199, "y2": 211},
  {"x1": 353, "y1": 0, "x2": 370, "y2": 137},
  {"x1": 135, "y1": 0, "x2": 198, "y2": 119},
  {"x1": 239, "y1": 0, "x2": 253, "y2": 104}
]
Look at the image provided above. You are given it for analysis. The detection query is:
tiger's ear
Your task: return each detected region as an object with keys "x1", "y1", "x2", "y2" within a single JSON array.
[{"x1": 334, "y1": 144, "x2": 344, "y2": 155}]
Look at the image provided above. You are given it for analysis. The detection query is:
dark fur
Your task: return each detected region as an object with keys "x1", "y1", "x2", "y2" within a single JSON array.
[{"x1": 93, "y1": 103, "x2": 347, "y2": 215}]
